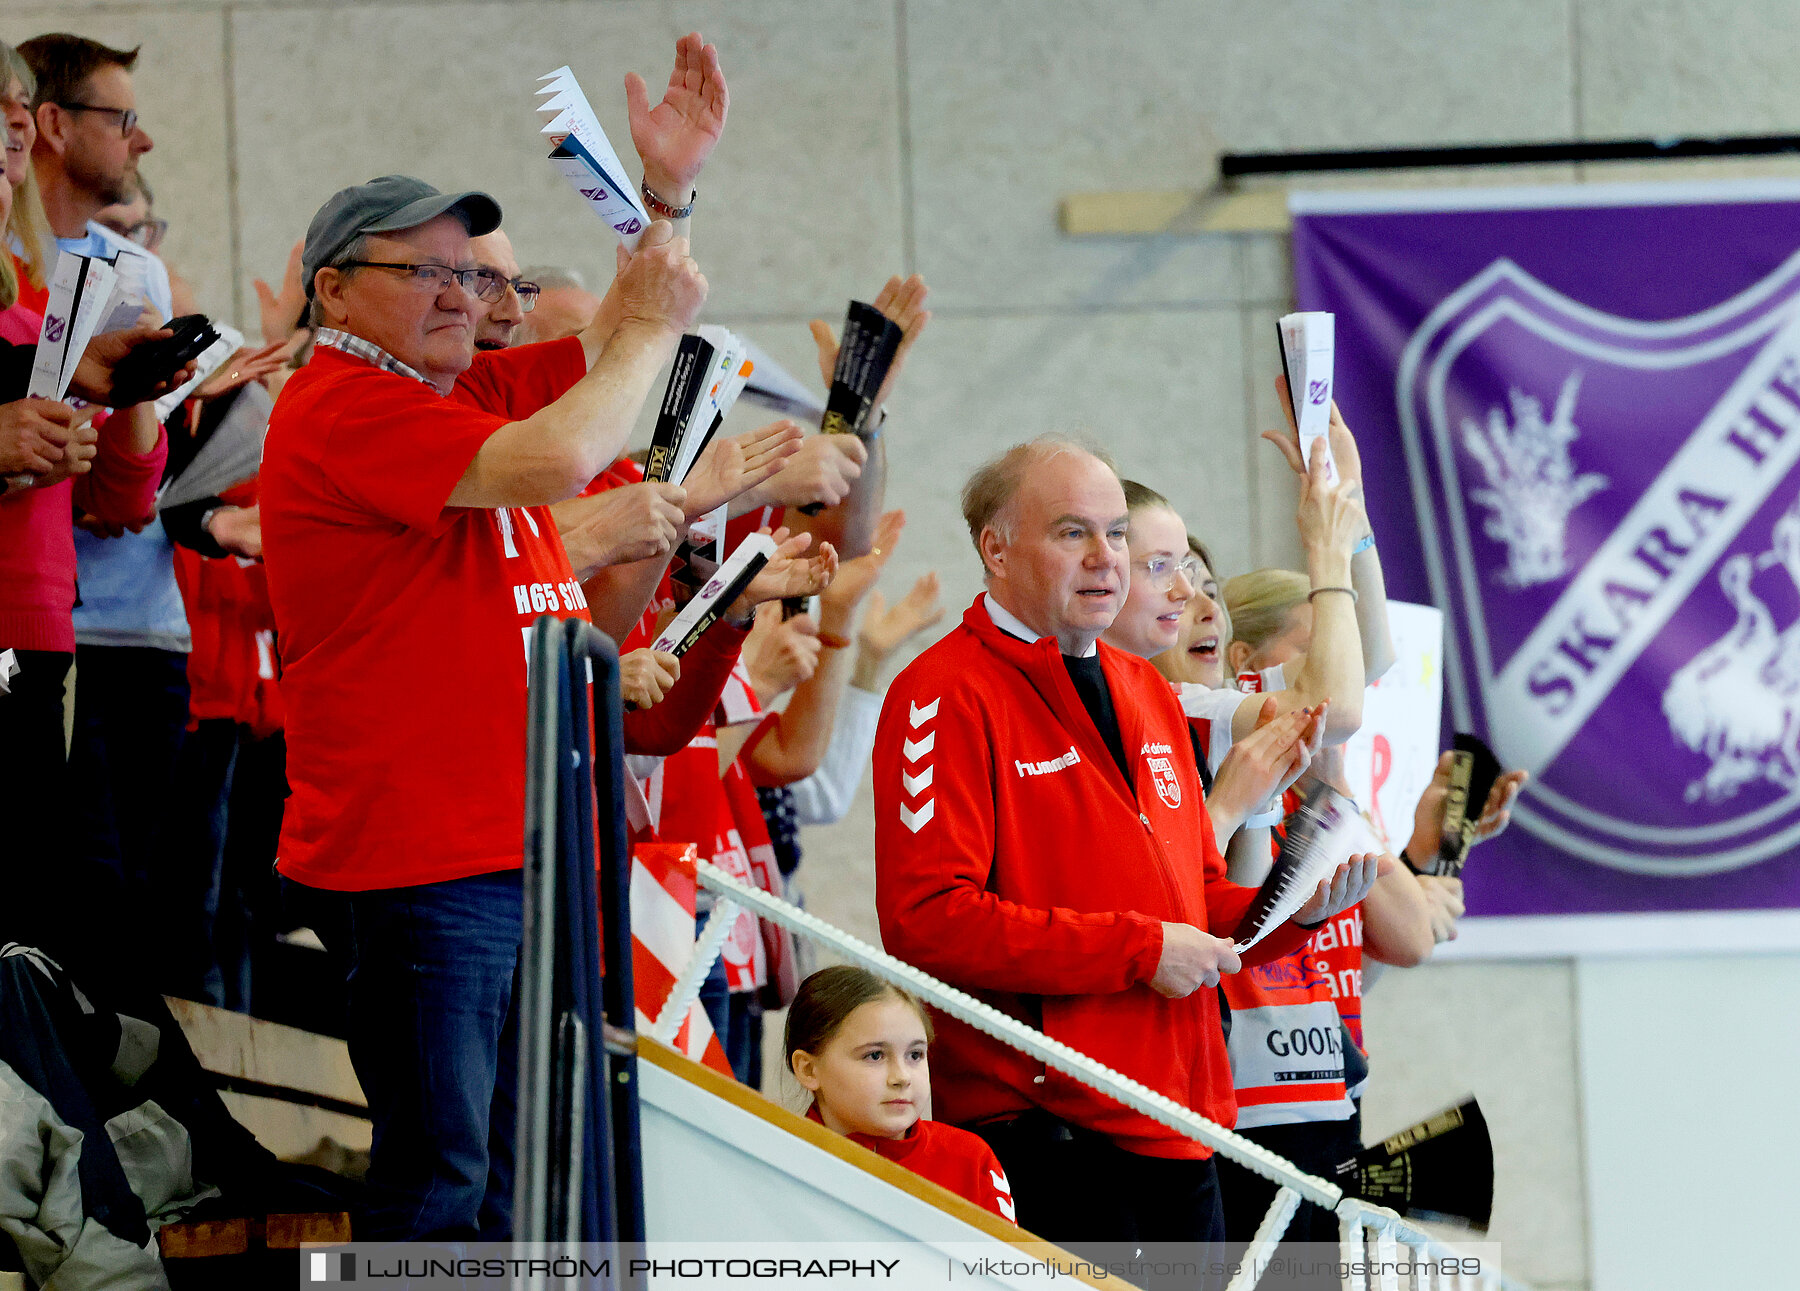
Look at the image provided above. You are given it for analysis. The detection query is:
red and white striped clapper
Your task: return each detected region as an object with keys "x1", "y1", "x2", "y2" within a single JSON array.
[{"x1": 631, "y1": 843, "x2": 733, "y2": 1074}]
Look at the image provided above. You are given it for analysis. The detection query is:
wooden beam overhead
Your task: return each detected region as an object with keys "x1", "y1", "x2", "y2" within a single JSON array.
[{"x1": 1059, "y1": 185, "x2": 1289, "y2": 236}]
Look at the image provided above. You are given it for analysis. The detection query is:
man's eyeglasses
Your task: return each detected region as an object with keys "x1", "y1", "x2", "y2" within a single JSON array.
[
  {"x1": 104, "y1": 218, "x2": 168, "y2": 251},
  {"x1": 56, "y1": 102, "x2": 138, "y2": 136},
  {"x1": 1134, "y1": 554, "x2": 1203, "y2": 593},
  {"x1": 503, "y1": 276, "x2": 542, "y2": 312},
  {"x1": 338, "y1": 260, "x2": 508, "y2": 303}
]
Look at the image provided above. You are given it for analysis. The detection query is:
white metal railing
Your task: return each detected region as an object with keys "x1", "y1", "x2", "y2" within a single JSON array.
[{"x1": 655, "y1": 861, "x2": 1527, "y2": 1291}]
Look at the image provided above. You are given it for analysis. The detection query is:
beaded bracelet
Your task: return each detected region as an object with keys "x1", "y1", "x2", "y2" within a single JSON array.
[{"x1": 640, "y1": 180, "x2": 696, "y2": 220}]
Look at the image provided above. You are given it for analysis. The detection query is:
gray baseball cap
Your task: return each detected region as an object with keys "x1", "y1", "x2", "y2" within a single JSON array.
[{"x1": 302, "y1": 175, "x2": 502, "y2": 297}]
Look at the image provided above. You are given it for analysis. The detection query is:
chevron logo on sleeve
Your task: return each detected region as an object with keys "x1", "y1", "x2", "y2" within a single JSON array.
[
  {"x1": 991, "y1": 1168, "x2": 1016, "y2": 1222},
  {"x1": 900, "y1": 695, "x2": 939, "y2": 833}
]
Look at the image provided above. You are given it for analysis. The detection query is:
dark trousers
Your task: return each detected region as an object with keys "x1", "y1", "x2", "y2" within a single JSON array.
[
  {"x1": 1216, "y1": 1115, "x2": 1363, "y2": 1291},
  {"x1": 975, "y1": 1110, "x2": 1227, "y2": 1288},
  {"x1": 63, "y1": 644, "x2": 189, "y2": 979},
  {"x1": 0, "y1": 650, "x2": 74, "y2": 943},
  {"x1": 163, "y1": 721, "x2": 288, "y2": 1008},
  {"x1": 293, "y1": 869, "x2": 524, "y2": 1241}
]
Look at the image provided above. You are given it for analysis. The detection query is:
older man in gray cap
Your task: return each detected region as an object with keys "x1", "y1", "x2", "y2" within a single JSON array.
[{"x1": 261, "y1": 174, "x2": 704, "y2": 1240}]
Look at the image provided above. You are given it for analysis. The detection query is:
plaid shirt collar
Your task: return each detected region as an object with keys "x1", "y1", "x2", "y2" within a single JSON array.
[{"x1": 315, "y1": 328, "x2": 435, "y2": 389}]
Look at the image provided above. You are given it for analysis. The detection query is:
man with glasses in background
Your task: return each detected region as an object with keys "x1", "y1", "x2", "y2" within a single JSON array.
[
  {"x1": 20, "y1": 35, "x2": 169, "y2": 319},
  {"x1": 94, "y1": 168, "x2": 167, "y2": 252},
  {"x1": 466, "y1": 227, "x2": 539, "y2": 352},
  {"x1": 262, "y1": 173, "x2": 705, "y2": 1240}
]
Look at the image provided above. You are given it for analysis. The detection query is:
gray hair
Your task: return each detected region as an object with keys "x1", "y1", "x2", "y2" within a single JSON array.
[
  {"x1": 960, "y1": 434, "x2": 1115, "y2": 578},
  {"x1": 519, "y1": 265, "x2": 587, "y2": 291},
  {"x1": 306, "y1": 232, "x2": 371, "y2": 328}
]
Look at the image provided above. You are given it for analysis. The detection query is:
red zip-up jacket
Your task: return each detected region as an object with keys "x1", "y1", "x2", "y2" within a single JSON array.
[{"x1": 874, "y1": 596, "x2": 1311, "y2": 1158}]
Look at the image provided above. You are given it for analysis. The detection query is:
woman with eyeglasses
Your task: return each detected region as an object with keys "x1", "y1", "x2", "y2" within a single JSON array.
[
  {"x1": 1104, "y1": 400, "x2": 1437, "y2": 1271},
  {"x1": 1101, "y1": 434, "x2": 1370, "y2": 845}
]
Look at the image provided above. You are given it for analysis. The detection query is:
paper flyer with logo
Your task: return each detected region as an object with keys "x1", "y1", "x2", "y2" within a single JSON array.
[
  {"x1": 28, "y1": 251, "x2": 117, "y2": 401},
  {"x1": 1292, "y1": 180, "x2": 1800, "y2": 949},
  {"x1": 536, "y1": 65, "x2": 650, "y2": 249}
]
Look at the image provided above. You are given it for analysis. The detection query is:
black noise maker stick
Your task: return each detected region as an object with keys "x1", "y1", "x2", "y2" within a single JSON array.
[
  {"x1": 651, "y1": 533, "x2": 776, "y2": 660},
  {"x1": 645, "y1": 332, "x2": 717, "y2": 485},
  {"x1": 1425, "y1": 733, "x2": 1504, "y2": 877},
  {"x1": 796, "y1": 300, "x2": 904, "y2": 516}
]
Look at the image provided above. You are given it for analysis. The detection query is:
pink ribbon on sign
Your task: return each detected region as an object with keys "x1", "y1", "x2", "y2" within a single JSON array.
[{"x1": 1369, "y1": 734, "x2": 1393, "y2": 844}]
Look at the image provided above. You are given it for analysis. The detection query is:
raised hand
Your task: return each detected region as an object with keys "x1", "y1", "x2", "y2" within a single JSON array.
[
  {"x1": 1474, "y1": 768, "x2": 1528, "y2": 844},
  {"x1": 254, "y1": 238, "x2": 308, "y2": 343},
  {"x1": 743, "y1": 602, "x2": 822, "y2": 704},
  {"x1": 1263, "y1": 375, "x2": 1365, "y2": 495},
  {"x1": 818, "y1": 509, "x2": 905, "y2": 629},
  {"x1": 1406, "y1": 755, "x2": 1527, "y2": 861},
  {"x1": 555, "y1": 481, "x2": 687, "y2": 576},
  {"x1": 1293, "y1": 853, "x2": 1381, "y2": 926},
  {"x1": 858, "y1": 572, "x2": 945, "y2": 662},
  {"x1": 809, "y1": 273, "x2": 932, "y2": 414},
  {"x1": 733, "y1": 527, "x2": 838, "y2": 612},
  {"x1": 754, "y1": 432, "x2": 865, "y2": 510},
  {"x1": 196, "y1": 340, "x2": 293, "y2": 401},
  {"x1": 1209, "y1": 697, "x2": 1324, "y2": 841},
  {"x1": 613, "y1": 221, "x2": 707, "y2": 335},
  {"x1": 626, "y1": 32, "x2": 729, "y2": 203},
  {"x1": 682, "y1": 419, "x2": 804, "y2": 518},
  {"x1": 1294, "y1": 434, "x2": 1364, "y2": 561},
  {"x1": 620, "y1": 648, "x2": 681, "y2": 709}
]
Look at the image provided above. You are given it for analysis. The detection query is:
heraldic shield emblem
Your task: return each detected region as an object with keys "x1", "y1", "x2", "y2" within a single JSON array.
[
  {"x1": 1147, "y1": 754, "x2": 1181, "y2": 809},
  {"x1": 1398, "y1": 252, "x2": 1800, "y2": 876}
]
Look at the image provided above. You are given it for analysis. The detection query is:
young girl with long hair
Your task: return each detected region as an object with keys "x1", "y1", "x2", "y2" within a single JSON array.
[{"x1": 784, "y1": 965, "x2": 1015, "y2": 1223}]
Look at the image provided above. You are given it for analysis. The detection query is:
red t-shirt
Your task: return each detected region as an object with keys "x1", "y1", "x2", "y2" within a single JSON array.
[
  {"x1": 174, "y1": 479, "x2": 284, "y2": 739},
  {"x1": 261, "y1": 339, "x2": 591, "y2": 890},
  {"x1": 807, "y1": 1106, "x2": 1016, "y2": 1223}
]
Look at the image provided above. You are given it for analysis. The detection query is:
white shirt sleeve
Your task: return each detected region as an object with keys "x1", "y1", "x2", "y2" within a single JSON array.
[
  {"x1": 1177, "y1": 683, "x2": 1247, "y2": 778},
  {"x1": 1181, "y1": 671, "x2": 1291, "y2": 828},
  {"x1": 787, "y1": 685, "x2": 884, "y2": 825}
]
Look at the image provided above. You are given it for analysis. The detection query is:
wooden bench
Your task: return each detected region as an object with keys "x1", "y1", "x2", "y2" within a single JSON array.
[
  {"x1": 163, "y1": 996, "x2": 370, "y2": 1166},
  {"x1": 156, "y1": 999, "x2": 369, "y2": 1286}
]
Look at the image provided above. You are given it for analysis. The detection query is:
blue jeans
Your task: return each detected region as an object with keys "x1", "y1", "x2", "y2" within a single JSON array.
[{"x1": 291, "y1": 869, "x2": 523, "y2": 1241}]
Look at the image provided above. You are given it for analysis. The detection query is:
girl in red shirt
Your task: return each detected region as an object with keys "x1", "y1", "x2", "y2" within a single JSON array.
[{"x1": 785, "y1": 966, "x2": 1016, "y2": 1224}]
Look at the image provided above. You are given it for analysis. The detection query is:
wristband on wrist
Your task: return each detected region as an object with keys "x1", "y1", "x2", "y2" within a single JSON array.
[
  {"x1": 817, "y1": 630, "x2": 852, "y2": 650},
  {"x1": 1399, "y1": 848, "x2": 1425, "y2": 877},
  {"x1": 1308, "y1": 585, "x2": 1358, "y2": 605},
  {"x1": 640, "y1": 180, "x2": 696, "y2": 220},
  {"x1": 1351, "y1": 532, "x2": 1376, "y2": 555}
]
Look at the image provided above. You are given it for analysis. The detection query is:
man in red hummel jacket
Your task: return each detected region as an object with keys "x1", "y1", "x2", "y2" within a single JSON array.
[{"x1": 873, "y1": 436, "x2": 1376, "y2": 1254}]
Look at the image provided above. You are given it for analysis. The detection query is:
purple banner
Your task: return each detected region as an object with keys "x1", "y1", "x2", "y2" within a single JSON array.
[{"x1": 1293, "y1": 182, "x2": 1800, "y2": 919}]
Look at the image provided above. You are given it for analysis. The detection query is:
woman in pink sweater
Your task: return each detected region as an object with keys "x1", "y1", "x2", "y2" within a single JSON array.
[{"x1": 1, "y1": 239, "x2": 186, "y2": 918}]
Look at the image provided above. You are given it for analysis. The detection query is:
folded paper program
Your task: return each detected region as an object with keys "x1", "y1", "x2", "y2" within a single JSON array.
[
  {"x1": 646, "y1": 328, "x2": 754, "y2": 489},
  {"x1": 1279, "y1": 310, "x2": 1338, "y2": 484},
  {"x1": 536, "y1": 65, "x2": 651, "y2": 249},
  {"x1": 29, "y1": 252, "x2": 119, "y2": 401}
]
